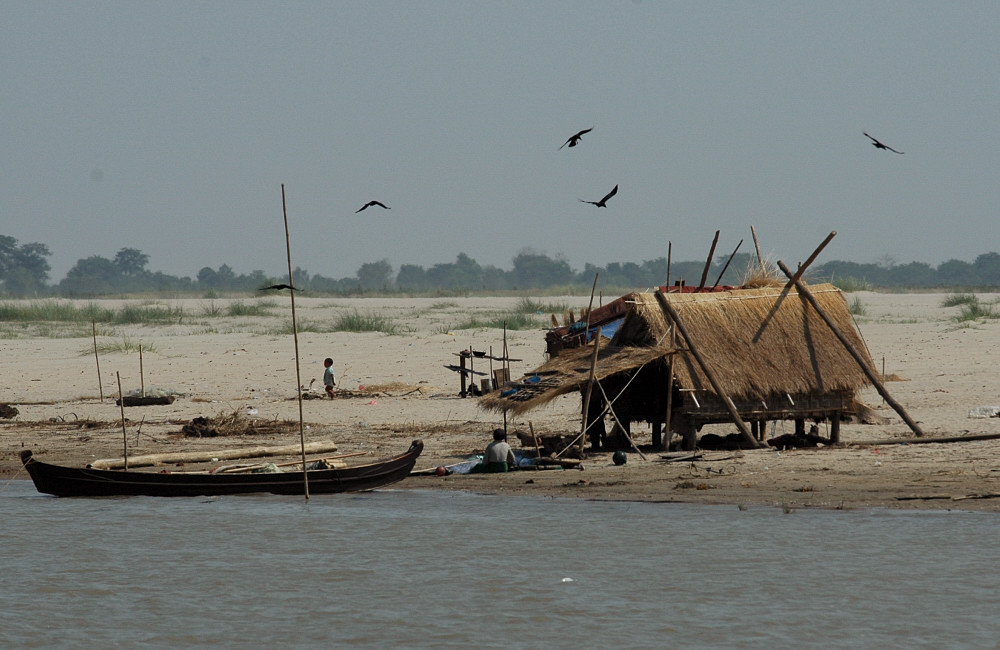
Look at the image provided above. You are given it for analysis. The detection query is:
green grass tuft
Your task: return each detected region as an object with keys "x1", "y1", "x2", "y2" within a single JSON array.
[
  {"x1": 455, "y1": 311, "x2": 540, "y2": 330},
  {"x1": 941, "y1": 293, "x2": 978, "y2": 308},
  {"x1": 848, "y1": 297, "x2": 867, "y2": 316},
  {"x1": 333, "y1": 310, "x2": 403, "y2": 334}
]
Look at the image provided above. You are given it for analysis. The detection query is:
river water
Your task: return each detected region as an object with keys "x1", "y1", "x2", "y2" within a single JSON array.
[{"x1": 1, "y1": 481, "x2": 997, "y2": 648}]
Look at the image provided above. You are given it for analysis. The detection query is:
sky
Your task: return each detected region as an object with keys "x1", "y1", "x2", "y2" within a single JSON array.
[{"x1": 3, "y1": 2, "x2": 999, "y2": 282}]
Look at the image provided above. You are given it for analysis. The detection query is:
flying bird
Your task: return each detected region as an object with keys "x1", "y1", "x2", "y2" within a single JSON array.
[
  {"x1": 558, "y1": 127, "x2": 593, "y2": 150},
  {"x1": 864, "y1": 132, "x2": 904, "y2": 154},
  {"x1": 356, "y1": 200, "x2": 391, "y2": 213},
  {"x1": 579, "y1": 184, "x2": 618, "y2": 208},
  {"x1": 259, "y1": 284, "x2": 298, "y2": 291}
]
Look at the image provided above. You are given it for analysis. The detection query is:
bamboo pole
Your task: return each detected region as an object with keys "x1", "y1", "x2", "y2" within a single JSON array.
[
  {"x1": 712, "y1": 239, "x2": 744, "y2": 289},
  {"x1": 782, "y1": 230, "x2": 837, "y2": 291},
  {"x1": 529, "y1": 421, "x2": 542, "y2": 459},
  {"x1": 116, "y1": 372, "x2": 128, "y2": 470},
  {"x1": 776, "y1": 260, "x2": 925, "y2": 437},
  {"x1": 697, "y1": 230, "x2": 720, "y2": 291},
  {"x1": 665, "y1": 241, "x2": 672, "y2": 290},
  {"x1": 585, "y1": 272, "x2": 599, "y2": 328},
  {"x1": 594, "y1": 379, "x2": 647, "y2": 460},
  {"x1": 578, "y1": 327, "x2": 602, "y2": 455},
  {"x1": 750, "y1": 226, "x2": 766, "y2": 275},
  {"x1": 139, "y1": 345, "x2": 145, "y2": 398},
  {"x1": 281, "y1": 183, "x2": 309, "y2": 499},
  {"x1": 653, "y1": 291, "x2": 759, "y2": 448},
  {"x1": 663, "y1": 326, "x2": 676, "y2": 451},
  {"x1": 753, "y1": 231, "x2": 837, "y2": 343},
  {"x1": 92, "y1": 320, "x2": 103, "y2": 402}
]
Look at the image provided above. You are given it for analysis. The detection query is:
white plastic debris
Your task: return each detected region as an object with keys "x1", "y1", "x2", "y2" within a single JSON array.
[{"x1": 968, "y1": 406, "x2": 1000, "y2": 419}]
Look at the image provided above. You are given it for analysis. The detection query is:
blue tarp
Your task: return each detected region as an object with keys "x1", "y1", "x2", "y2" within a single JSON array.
[{"x1": 587, "y1": 316, "x2": 624, "y2": 342}]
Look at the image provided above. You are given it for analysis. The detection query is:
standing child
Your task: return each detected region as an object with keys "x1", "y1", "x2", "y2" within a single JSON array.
[{"x1": 323, "y1": 357, "x2": 337, "y2": 398}]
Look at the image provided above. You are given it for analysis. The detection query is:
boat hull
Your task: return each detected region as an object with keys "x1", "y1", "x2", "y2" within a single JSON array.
[{"x1": 20, "y1": 440, "x2": 422, "y2": 498}]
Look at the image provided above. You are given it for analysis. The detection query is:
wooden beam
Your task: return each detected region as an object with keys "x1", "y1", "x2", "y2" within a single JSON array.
[
  {"x1": 653, "y1": 291, "x2": 760, "y2": 449},
  {"x1": 776, "y1": 260, "x2": 925, "y2": 437}
]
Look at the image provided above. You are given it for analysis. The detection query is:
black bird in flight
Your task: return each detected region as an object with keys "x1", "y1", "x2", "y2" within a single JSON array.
[
  {"x1": 864, "y1": 132, "x2": 904, "y2": 154},
  {"x1": 356, "y1": 200, "x2": 391, "y2": 213},
  {"x1": 580, "y1": 184, "x2": 618, "y2": 208},
  {"x1": 259, "y1": 284, "x2": 298, "y2": 291},
  {"x1": 559, "y1": 127, "x2": 593, "y2": 150}
]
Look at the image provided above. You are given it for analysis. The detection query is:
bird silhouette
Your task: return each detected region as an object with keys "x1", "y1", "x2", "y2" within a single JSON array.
[
  {"x1": 580, "y1": 184, "x2": 618, "y2": 208},
  {"x1": 559, "y1": 127, "x2": 593, "y2": 150},
  {"x1": 356, "y1": 200, "x2": 391, "y2": 213},
  {"x1": 864, "y1": 132, "x2": 904, "y2": 154},
  {"x1": 259, "y1": 284, "x2": 298, "y2": 291}
]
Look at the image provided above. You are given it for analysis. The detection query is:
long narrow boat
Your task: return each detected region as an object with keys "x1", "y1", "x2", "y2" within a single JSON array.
[{"x1": 20, "y1": 440, "x2": 423, "y2": 498}]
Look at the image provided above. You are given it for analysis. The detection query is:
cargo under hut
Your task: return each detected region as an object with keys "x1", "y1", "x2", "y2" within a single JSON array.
[{"x1": 480, "y1": 283, "x2": 878, "y2": 451}]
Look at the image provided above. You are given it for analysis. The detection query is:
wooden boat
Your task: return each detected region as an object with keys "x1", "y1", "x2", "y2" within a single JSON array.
[{"x1": 20, "y1": 440, "x2": 423, "y2": 498}]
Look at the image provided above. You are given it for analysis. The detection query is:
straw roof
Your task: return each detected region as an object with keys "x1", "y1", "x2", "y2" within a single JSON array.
[
  {"x1": 480, "y1": 283, "x2": 874, "y2": 415},
  {"x1": 478, "y1": 339, "x2": 675, "y2": 415}
]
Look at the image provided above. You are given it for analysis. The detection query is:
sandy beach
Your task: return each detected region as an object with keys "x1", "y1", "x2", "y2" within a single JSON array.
[{"x1": 3, "y1": 291, "x2": 999, "y2": 511}]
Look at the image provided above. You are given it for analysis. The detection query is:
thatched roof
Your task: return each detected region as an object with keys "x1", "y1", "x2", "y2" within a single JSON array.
[
  {"x1": 479, "y1": 283, "x2": 874, "y2": 415},
  {"x1": 479, "y1": 340, "x2": 674, "y2": 415}
]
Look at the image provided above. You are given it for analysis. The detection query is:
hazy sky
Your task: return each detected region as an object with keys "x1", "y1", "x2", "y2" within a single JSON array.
[{"x1": 4, "y1": 2, "x2": 999, "y2": 281}]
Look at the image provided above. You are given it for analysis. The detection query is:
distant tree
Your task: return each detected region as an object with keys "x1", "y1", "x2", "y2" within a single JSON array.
[
  {"x1": 511, "y1": 249, "x2": 573, "y2": 288},
  {"x1": 0, "y1": 235, "x2": 51, "y2": 295},
  {"x1": 197, "y1": 266, "x2": 218, "y2": 288},
  {"x1": 357, "y1": 259, "x2": 393, "y2": 291},
  {"x1": 935, "y1": 259, "x2": 977, "y2": 286},
  {"x1": 59, "y1": 256, "x2": 120, "y2": 295},
  {"x1": 396, "y1": 264, "x2": 428, "y2": 291},
  {"x1": 887, "y1": 261, "x2": 936, "y2": 287},
  {"x1": 973, "y1": 252, "x2": 1000, "y2": 285},
  {"x1": 113, "y1": 248, "x2": 149, "y2": 276}
]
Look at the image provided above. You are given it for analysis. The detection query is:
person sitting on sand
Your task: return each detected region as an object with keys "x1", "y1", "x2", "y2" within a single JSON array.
[
  {"x1": 471, "y1": 429, "x2": 517, "y2": 473},
  {"x1": 323, "y1": 357, "x2": 337, "y2": 398}
]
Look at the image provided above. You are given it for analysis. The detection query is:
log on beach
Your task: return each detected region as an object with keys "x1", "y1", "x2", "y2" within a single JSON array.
[
  {"x1": 116, "y1": 395, "x2": 176, "y2": 407},
  {"x1": 88, "y1": 441, "x2": 339, "y2": 470}
]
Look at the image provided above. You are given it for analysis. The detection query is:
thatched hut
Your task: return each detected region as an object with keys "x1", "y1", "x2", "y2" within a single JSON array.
[{"x1": 480, "y1": 283, "x2": 876, "y2": 450}]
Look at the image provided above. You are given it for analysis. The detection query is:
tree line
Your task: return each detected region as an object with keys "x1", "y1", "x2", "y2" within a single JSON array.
[{"x1": 2, "y1": 234, "x2": 1000, "y2": 297}]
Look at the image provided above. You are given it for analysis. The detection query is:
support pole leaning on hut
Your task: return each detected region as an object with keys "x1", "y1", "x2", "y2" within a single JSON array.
[
  {"x1": 578, "y1": 327, "x2": 602, "y2": 456},
  {"x1": 776, "y1": 260, "x2": 925, "y2": 437},
  {"x1": 653, "y1": 291, "x2": 760, "y2": 449}
]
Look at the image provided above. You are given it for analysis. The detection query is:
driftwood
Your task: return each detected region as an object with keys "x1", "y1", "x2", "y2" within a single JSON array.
[
  {"x1": 89, "y1": 441, "x2": 339, "y2": 470},
  {"x1": 898, "y1": 493, "x2": 1000, "y2": 502},
  {"x1": 857, "y1": 432, "x2": 1000, "y2": 447},
  {"x1": 116, "y1": 395, "x2": 175, "y2": 407},
  {"x1": 0, "y1": 404, "x2": 18, "y2": 419}
]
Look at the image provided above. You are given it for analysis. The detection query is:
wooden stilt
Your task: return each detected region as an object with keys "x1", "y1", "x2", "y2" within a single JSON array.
[{"x1": 830, "y1": 412, "x2": 841, "y2": 444}]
